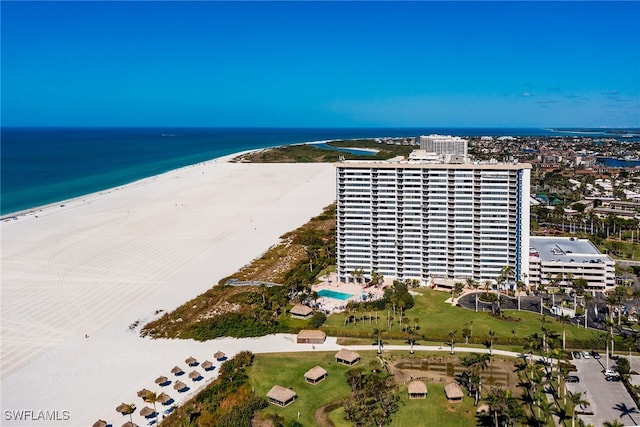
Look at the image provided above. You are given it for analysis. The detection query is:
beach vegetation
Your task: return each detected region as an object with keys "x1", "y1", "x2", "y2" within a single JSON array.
[
  {"x1": 141, "y1": 204, "x2": 336, "y2": 340},
  {"x1": 234, "y1": 139, "x2": 415, "y2": 163},
  {"x1": 161, "y1": 351, "x2": 274, "y2": 427},
  {"x1": 307, "y1": 311, "x2": 327, "y2": 329}
]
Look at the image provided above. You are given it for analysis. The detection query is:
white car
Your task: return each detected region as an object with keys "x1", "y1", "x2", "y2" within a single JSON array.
[
  {"x1": 604, "y1": 369, "x2": 619, "y2": 377},
  {"x1": 582, "y1": 351, "x2": 591, "y2": 359}
]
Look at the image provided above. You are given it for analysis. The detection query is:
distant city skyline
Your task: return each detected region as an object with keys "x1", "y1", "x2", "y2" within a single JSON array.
[{"x1": 2, "y1": 1, "x2": 638, "y2": 128}]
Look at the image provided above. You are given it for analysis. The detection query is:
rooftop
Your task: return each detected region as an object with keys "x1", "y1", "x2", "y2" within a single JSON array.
[{"x1": 529, "y1": 236, "x2": 612, "y2": 264}]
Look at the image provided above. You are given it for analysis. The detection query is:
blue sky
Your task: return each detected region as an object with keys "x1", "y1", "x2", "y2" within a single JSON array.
[{"x1": 2, "y1": 1, "x2": 638, "y2": 128}]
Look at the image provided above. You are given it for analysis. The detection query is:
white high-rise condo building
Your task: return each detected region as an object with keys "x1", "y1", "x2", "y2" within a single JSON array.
[
  {"x1": 419, "y1": 134, "x2": 468, "y2": 156},
  {"x1": 336, "y1": 153, "x2": 531, "y2": 286}
]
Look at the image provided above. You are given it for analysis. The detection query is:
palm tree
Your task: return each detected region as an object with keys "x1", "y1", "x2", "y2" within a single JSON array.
[
  {"x1": 145, "y1": 391, "x2": 158, "y2": 419},
  {"x1": 536, "y1": 396, "x2": 554, "y2": 426},
  {"x1": 406, "y1": 327, "x2": 418, "y2": 354},
  {"x1": 500, "y1": 265, "x2": 514, "y2": 291},
  {"x1": 373, "y1": 328, "x2": 385, "y2": 354},
  {"x1": 583, "y1": 291, "x2": 593, "y2": 328},
  {"x1": 467, "y1": 278, "x2": 480, "y2": 312},
  {"x1": 370, "y1": 270, "x2": 383, "y2": 287},
  {"x1": 559, "y1": 314, "x2": 571, "y2": 350},
  {"x1": 122, "y1": 403, "x2": 135, "y2": 424},
  {"x1": 487, "y1": 329, "x2": 496, "y2": 355},
  {"x1": 567, "y1": 391, "x2": 589, "y2": 427},
  {"x1": 516, "y1": 280, "x2": 526, "y2": 310},
  {"x1": 483, "y1": 280, "x2": 492, "y2": 297},
  {"x1": 603, "y1": 420, "x2": 625, "y2": 427},
  {"x1": 461, "y1": 353, "x2": 490, "y2": 405},
  {"x1": 351, "y1": 268, "x2": 365, "y2": 284},
  {"x1": 447, "y1": 330, "x2": 456, "y2": 355}
]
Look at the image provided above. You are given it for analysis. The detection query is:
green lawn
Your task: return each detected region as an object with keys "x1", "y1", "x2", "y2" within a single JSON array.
[
  {"x1": 393, "y1": 383, "x2": 478, "y2": 427},
  {"x1": 248, "y1": 352, "x2": 363, "y2": 426},
  {"x1": 322, "y1": 289, "x2": 602, "y2": 351},
  {"x1": 250, "y1": 351, "x2": 483, "y2": 426}
]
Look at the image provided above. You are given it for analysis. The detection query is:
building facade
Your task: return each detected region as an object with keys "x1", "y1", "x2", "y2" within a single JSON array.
[
  {"x1": 419, "y1": 134, "x2": 468, "y2": 156},
  {"x1": 336, "y1": 157, "x2": 531, "y2": 286},
  {"x1": 528, "y1": 236, "x2": 615, "y2": 292}
]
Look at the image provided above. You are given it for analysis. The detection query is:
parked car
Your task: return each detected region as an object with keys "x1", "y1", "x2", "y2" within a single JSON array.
[
  {"x1": 604, "y1": 368, "x2": 618, "y2": 376},
  {"x1": 572, "y1": 351, "x2": 581, "y2": 359},
  {"x1": 566, "y1": 375, "x2": 580, "y2": 383},
  {"x1": 582, "y1": 351, "x2": 591, "y2": 359},
  {"x1": 606, "y1": 374, "x2": 621, "y2": 381},
  {"x1": 591, "y1": 351, "x2": 601, "y2": 359}
]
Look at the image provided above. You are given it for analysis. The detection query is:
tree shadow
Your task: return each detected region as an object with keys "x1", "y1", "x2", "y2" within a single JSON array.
[{"x1": 613, "y1": 402, "x2": 639, "y2": 425}]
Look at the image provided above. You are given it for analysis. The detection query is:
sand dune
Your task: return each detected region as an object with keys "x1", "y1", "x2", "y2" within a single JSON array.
[{"x1": 1, "y1": 157, "x2": 336, "y2": 426}]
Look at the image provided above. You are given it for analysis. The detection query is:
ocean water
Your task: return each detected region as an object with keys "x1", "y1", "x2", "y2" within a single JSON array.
[{"x1": 0, "y1": 127, "x2": 623, "y2": 216}]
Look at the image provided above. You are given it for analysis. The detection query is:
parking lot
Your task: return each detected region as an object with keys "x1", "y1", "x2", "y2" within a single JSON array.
[{"x1": 568, "y1": 355, "x2": 640, "y2": 426}]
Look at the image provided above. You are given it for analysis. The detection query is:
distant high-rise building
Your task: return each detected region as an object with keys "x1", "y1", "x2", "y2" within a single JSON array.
[
  {"x1": 336, "y1": 153, "x2": 531, "y2": 286},
  {"x1": 419, "y1": 134, "x2": 468, "y2": 156}
]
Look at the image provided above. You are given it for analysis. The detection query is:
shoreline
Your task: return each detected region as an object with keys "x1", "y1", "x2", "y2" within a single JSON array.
[
  {"x1": 1, "y1": 147, "x2": 337, "y2": 425},
  {"x1": 0, "y1": 148, "x2": 264, "y2": 221}
]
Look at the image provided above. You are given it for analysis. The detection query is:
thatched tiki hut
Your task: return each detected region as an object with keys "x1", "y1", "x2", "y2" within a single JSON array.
[
  {"x1": 444, "y1": 382, "x2": 464, "y2": 402},
  {"x1": 170, "y1": 366, "x2": 184, "y2": 376},
  {"x1": 296, "y1": 329, "x2": 326, "y2": 344},
  {"x1": 304, "y1": 366, "x2": 328, "y2": 384},
  {"x1": 155, "y1": 376, "x2": 169, "y2": 386},
  {"x1": 407, "y1": 380, "x2": 428, "y2": 399},
  {"x1": 139, "y1": 406, "x2": 155, "y2": 418},
  {"x1": 136, "y1": 389, "x2": 151, "y2": 400},
  {"x1": 289, "y1": 304, "x2": 314, "y2": 319},
  {"x1": 157, "y1": 392, "x2": 173, "y2": 406},
  {"x1": 214, "y1": 351, "x2": 226, "y2": 361},
  {"x1": 116, "y1": 403, "x2": 135, "y2": 415},
  {"x1": 173, "y1": 380, "x2": 188, "y2": 392},
  {"x1": 185, "y1": 356, "x2": 198, "y2": 366},
  {"x1": 188, "y1": 370, "x2": 202, "y2": 381},
  {"x1": 201, "y1": 360, "x2": 214, "y2": 371},
  {"x1": 122, "y1": 422, "x2": 138, "y2": 427},
  {"x1": 335, "y1": 348, "x2": 360, "y2": 365},
  {"x1": 266, "y1": 385, "x2": 297, "y2": 407},
  {"x1": 93, "y1": 420, "x2": 107, "y2": 427}
]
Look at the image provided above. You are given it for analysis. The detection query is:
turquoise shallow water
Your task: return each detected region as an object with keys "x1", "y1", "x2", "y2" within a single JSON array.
[{"x1": 1, "y1": 127, "x2": 606, "y2": 215}]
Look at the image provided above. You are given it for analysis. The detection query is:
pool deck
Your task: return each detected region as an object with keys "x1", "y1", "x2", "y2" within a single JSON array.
[{"x1": 312, "y1": 272, "x2": 385, "y2": 313}]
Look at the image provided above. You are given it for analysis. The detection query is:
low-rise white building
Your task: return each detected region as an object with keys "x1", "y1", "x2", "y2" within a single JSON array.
[{"x1": 529, "y1": 236, "x2": 615, "y2": 292}]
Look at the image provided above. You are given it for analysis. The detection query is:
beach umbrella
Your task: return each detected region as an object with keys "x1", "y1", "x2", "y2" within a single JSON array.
[
  {"x1": 155, "y1": 375, "x2": 168, "y2": 385},
  {"x1": 157, "y1": 392, "x2": 172, "y2": 405},
  {"x1": 170, "y1": 366, "x2": 184, "y2": 376},
  {"x1": 136, "y1": 388, "x2": 151, "y2": 399},
  {"x1": 93, "y1": 420, "x2": 107, "y2": 427},
  {"x1": 185, "y1": 356, "x2": 197, "y2": 366},
  {"x1": 214, "y1": 351, "x2": 225, "y2": 360},
  {"x1": 174, "y1": 380, "x2": 187, "y2": 392},
  {"x1": 139, "y1": 406, "x2": 155, "y2": 418},
  {"x1": 188, "y1": 370, "x2": 202, "y2": 381},
  {"x1": 116, "y1": 403, "x2": 135, "y2": 414},
  {"x1": 201, "y1": 360, "x2": 214, "y2": 371}
]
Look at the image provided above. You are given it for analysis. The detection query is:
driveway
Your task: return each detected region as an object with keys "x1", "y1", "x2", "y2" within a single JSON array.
[{"x1": 568, "y1": 356, "x2": 640, "y2": 426}]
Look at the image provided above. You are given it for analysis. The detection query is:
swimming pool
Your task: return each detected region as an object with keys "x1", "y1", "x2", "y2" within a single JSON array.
[{"x1": 317, "y1": 289, "x2": 354, "y2": 301}]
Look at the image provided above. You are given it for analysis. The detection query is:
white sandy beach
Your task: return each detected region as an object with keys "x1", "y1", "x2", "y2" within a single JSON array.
[{"x1": 0, "y1": 155, "x2": 337, "y2": 426}]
